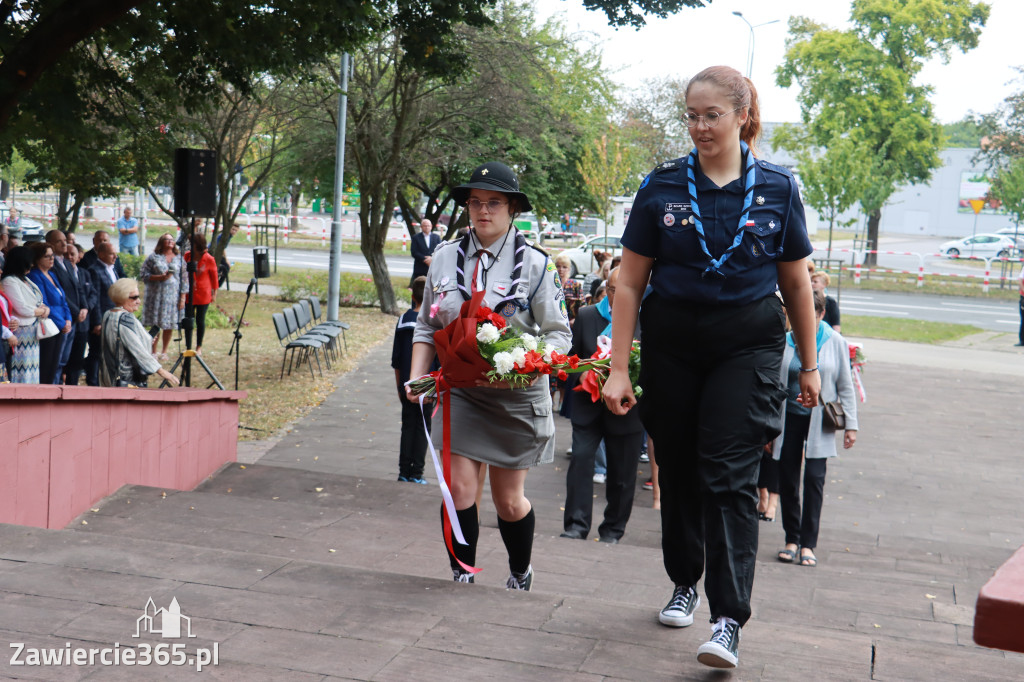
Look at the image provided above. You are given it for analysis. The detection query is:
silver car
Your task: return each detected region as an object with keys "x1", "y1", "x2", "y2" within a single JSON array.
[{"x1": 560, "y1": 234, "x2": 623, "y2": 277}]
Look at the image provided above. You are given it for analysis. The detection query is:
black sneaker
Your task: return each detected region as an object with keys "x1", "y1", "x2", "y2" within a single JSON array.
[
  {"x1": 505, "y1": 565, "x2": 533, "y2": 591},
  {"x1": 452, "y1": 570, "x2": 474, "y2": 584},
  {"x1": 658, "y1": 585, "x2": 700, "y2": 627},
  {"x1": 697, "y1": 617, "x2": 741, "y2": 669}
]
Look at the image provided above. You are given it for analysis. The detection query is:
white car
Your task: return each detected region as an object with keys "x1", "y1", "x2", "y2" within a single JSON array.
[
  {"x1": 938, "y1": 233, "x2": 1018, "y2": 259},
  {"x1": 560, "y1": 234, "x2": 623, "y2": 278},
  {"x1": 995, "y1": 227, "x2": 1024, "y2": 250}
]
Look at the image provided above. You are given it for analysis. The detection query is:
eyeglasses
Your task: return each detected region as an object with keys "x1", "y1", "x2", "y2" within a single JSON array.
[
  {"x1": 683, "y1": 108, "x2": 742, "y2": 128},
  {"x1": 466, "y1": 199, "x2": 508, "y2": 212},
  {"x1": 128, "y1": 294, "x2": 141, "y2": 300}
]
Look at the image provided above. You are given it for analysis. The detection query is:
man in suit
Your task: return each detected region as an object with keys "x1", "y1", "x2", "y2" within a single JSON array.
[
  {"x1": 82, "y1": 229, "x2": 127, "y2": 279},
  {"x1": 84, "y1": 240, "x2": 121, "y2": 386},
  {"x1": 409, "y1": 218, "x2": 440, "y2": 284},
  {"x1": 46, "y1": 230, "x2": 87, "y2": 383},
  {"x1": 64, "y1": 243, "x2": 94, "y2": 385},
  {"x1": 561, "y1": 266, "x2": 644, "y2": 544}
]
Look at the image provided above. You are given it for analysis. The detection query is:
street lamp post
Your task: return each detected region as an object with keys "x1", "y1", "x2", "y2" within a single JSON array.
[{"x1": 732, "y1": 11, "x2": 779, "y2": 78}]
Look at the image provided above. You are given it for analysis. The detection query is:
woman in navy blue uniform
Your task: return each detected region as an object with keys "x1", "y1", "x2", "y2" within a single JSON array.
[{"x1": 602, "y1": 66, "x2": 821, "y2": 670}]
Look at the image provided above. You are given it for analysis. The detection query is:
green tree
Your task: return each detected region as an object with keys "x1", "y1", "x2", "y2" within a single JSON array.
[
  {"x1": 943, "y1": 116, "x2": 984, "y2": 148},
  {"x1": 343, "y1": 1, "x2": 616, "y2": 314},
  {"x1": 777, "y1": 0, "x2": 989, "y2": 265},
  {"x1": 774, "y1": 124, "x2": 867, "y2": 256},
  {"x1": 989, "y1": 156, "x2": 1024, "y2": 231},
  {"x1": 577, "y1": 127, "x2": 638, "y2": 232}
]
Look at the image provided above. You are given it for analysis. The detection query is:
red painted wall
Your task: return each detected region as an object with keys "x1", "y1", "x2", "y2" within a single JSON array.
[{"x1": 0, "y1": 385, "x2": 246, "y2": 529}]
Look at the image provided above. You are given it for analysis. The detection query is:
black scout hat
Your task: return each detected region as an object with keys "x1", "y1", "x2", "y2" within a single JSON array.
[{"x1": 451, "y1": 161, "x2": 532, "y2": 212}]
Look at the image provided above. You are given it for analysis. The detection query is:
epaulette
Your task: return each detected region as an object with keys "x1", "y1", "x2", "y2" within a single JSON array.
[
  {"x1": 654, "y1": 158, "x2": 685, "y2": 174},
  {"x1": 527, "y1": 240, "x2": 548, "y2": 256},
  {"x1": 757, "y1": 159, "x2": 795, "y2": 178},
  {"x1": 434, "y1": 239, "x2": 456, "y2": 251}
]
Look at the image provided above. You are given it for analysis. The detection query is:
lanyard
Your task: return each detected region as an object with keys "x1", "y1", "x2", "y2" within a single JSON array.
[{"x1": 686, "y1": 141, "x2": 756, "y2": 279}]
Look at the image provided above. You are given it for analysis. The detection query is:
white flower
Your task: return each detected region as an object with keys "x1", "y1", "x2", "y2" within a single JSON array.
[
  {"x1": 493, "y1": 352, "x2": 515, "y2": 375},
  {"x1": 541, "y1": 345, "x2": 553, "y2": 363},
  {"x1": 510, "y1": 346, "x2": 527, "y2": 369},
  {"x1": 521, "y1": 333, "x2": 538, "y2": 351},
  {"x1": 476, "y1": 323, "x2": 500, "y2": 345}
]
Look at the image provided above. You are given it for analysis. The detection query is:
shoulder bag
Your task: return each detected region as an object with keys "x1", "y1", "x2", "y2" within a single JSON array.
[{"x1": 822, "y1": 400, "x2": 845, "y2": 430}]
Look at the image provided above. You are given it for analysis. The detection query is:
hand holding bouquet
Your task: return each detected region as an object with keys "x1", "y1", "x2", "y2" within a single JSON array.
[{"x1": 406, "y1": 291, "x2": 640, "y2": 401}]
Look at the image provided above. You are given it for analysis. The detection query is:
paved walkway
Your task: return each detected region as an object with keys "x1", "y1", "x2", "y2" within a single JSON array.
[{"x1": 2, "y1": 337, "x2": 1023, "y2": 679}]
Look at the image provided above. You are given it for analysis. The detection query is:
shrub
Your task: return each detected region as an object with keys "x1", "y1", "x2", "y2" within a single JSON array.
[
  {"x1": 119, "y1": 253, "x2": 144, "y2": 279},
  {"x1": 279, "y1": 271, "x2": 409, "y2": 307}
]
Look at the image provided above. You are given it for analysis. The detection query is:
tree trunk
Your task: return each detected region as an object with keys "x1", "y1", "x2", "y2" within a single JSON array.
[
  {"x1": 0, "y1": 180, "x2": 8, "y2": 201},
  {"x1": 68, "y1": 196, "x2": 84, "y2": 232},
  {"x1": 290, "y1": 186, "x2": 301, "y2": 231},
  {"x1": 864, "y1": 209, "x2": 881, "y2": 267},
  {"x1": 57, "y1": 188, "x2": 71, "y2": 230},
  {"x1": 363, "y1": 243, "x2": 397, "y2": 314}
]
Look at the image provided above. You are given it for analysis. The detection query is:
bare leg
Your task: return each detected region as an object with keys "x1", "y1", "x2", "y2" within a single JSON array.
[{"x1": 649, "y1": 435, "x2": 660, "y2": 510}]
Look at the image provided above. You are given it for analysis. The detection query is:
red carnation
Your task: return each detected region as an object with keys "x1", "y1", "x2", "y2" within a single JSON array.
[{"x1": 557, "y1": 369, "x2": 568, "y2": 381}]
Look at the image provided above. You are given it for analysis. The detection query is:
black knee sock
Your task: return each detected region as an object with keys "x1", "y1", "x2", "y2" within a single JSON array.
[
  {"x1": 441, "y1": 503, "x2": 478, "y2": 573},
  {"x1": 497, "y1": 507, "x2": 535, "y2": 575}
]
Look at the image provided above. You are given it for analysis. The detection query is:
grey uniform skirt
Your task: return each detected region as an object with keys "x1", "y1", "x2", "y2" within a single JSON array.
[{"x1": 435, "y1": 376, "x2": 555, "y2": 469}]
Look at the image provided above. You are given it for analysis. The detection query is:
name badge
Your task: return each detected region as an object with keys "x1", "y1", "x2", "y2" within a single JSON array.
[{"x1": 665, "y1": 202, "x2": 690, "y2": 212}]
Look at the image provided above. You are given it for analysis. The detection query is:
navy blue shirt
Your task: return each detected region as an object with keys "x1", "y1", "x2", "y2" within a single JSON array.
[
  {"x1": 391, "y1": 307, "x2": 440, "y2": 398},
  {"x1": 621, "y1": 155, "x2": 813, "y2": 306}
]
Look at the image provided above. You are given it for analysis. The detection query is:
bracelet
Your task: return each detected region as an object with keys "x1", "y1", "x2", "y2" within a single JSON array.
[{"x1": 799, "y1": 366, "x2": 819, "y2": 373}]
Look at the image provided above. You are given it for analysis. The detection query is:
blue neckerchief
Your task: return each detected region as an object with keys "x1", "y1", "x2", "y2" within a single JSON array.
[
  {"x1": 686, "y1": 140, "x2": 756, "y2": 279},
  {"x1": 787, "y1": 320, "x2": 832, "y2": 353},
  {"x1": 596, "y1": 296, "x2": 612, "y2": 337}
]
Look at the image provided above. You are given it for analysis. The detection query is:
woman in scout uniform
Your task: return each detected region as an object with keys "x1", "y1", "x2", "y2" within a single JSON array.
[
  {"x1": 602, "y1": 66, "x2": 821, "y2": 669},
  {"x1": 408, "y1": 161, "x2": 571, "y2": 590}
]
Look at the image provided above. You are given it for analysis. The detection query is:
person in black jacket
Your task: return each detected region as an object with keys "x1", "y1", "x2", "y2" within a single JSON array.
[
  {"x1": 561, "y1": 267, "x2": 644, "y2": 543},
  {"x1": 82, "y1": 230, "x2": 127, "y2": 279},
  {"x1": 84, "y1": 241, "x2": 121, "y2": 386},
  {"x1": 64, "y1": 243, "x2": 94, "y2": 385},
  {"x1": 409, "y1": 219, "x2": 440, "y2": 285}
]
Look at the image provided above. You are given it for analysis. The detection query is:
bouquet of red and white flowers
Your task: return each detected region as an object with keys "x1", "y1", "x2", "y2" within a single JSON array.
[{"x1": 406, "y1": 292, "x2": 641, "y2": 400}]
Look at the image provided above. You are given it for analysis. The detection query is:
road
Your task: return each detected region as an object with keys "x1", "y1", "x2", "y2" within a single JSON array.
[
  {"x1": 145, "y1": 237, "x2": 1021, "y2": 332},
  {"x1": 836, "y1": 289, "x2": 1020, "y2": 333}
]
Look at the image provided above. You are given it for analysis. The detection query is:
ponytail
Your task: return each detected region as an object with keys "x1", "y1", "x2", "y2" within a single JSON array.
[{"x1": 687, "y1": 66, "x2": 762, "y2": 156}]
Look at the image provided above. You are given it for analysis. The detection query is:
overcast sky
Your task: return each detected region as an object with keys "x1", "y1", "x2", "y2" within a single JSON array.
[{"x1": 539, "y1": 0, "x2": 1017, "y2": 124}]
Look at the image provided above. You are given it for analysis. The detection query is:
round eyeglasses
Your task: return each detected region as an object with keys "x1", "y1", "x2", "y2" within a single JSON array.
[
  {"x1": 683, "y1": 108, "x2": 742, "y2": 128},
  {"x1": 466, "y1": 199, "x2": 508, "y2": 212}
]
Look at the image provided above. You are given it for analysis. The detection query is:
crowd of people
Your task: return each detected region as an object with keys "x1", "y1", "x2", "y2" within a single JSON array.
[{"x1": 0, "y1": 225, "x2": 180, "y2": 387}]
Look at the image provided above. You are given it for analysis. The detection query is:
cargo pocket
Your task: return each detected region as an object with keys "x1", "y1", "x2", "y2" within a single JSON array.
[
  {"x1": 751, "y1": 367, "x2": 787, "y2": 444},
  {"x1": 530, "y1": 396, "x2": 554, "y2": 444}
]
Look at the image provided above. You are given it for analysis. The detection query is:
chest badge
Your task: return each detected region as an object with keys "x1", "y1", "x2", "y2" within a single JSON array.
[
  {"x1": 663, "y1": 213, "x2": 676, "y2": 227},
  {"x1": 440, "y1": 276, "x2": 450, "y2": 286},
  {"x1": 500, "y1": 301, "x2": 518, "y2": 318},
  {"x1": 752, "y1": 242, "x2": 761, "y2": 257},
  {"x1": 755, "y1": 196, "x2": 765, "y2": 205},
  {"x1": 769, "y1": 220, "x2": 776, "y2": 229}
]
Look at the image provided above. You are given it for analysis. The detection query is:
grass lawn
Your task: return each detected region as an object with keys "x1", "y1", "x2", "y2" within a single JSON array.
[
  {"x1": 842, "y1": 315, "x2": 982, "y2": 344},
  {"x1": 170, "y1": 290, "x2": 398, "y2": 440}
]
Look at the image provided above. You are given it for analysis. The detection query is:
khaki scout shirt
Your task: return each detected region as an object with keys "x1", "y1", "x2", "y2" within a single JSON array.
[{"x1": 414, "y1": 230, "x2": 572, "y2": 354}]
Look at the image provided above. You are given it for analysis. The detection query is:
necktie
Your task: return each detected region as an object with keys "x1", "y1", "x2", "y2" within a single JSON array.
[{"x1": 471, "y1": 251, "x2": 491, "y2": 294}]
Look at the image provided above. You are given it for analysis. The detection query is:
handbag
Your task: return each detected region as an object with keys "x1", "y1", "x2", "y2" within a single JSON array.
[
  {"x1": 822, "y1": 400, "x2": 846, "y2": 430},
  {"x1": 36, "y1": 317, "x2": 59, "y2": 340}
]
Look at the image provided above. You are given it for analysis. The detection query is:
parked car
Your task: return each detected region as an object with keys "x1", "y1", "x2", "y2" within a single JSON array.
[
  {"x1": 938, "y1": 233, "x2": 1018, "y2": 259},
  {"x1": 995, "y1": 227, "x2": 1024, "y2": 250},
  {"x1": 0, "y1": 201, "x2": 45, "y2": 241},
  {"x1": 560, "y1": 234, "x2": 623, "y2": 278}
]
